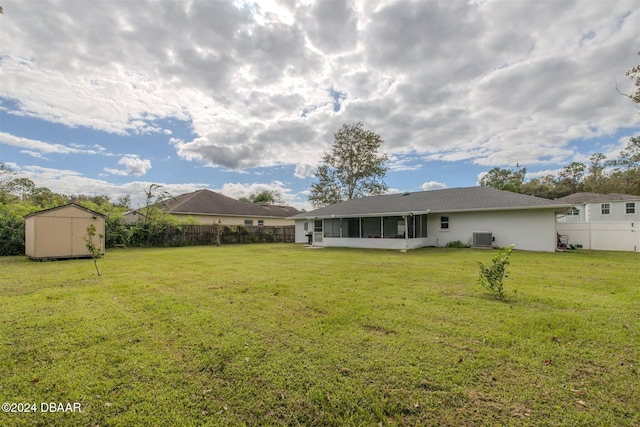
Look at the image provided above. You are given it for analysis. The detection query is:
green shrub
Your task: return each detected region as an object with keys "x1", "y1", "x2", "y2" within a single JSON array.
[
  {"x1": 0, "y1": 210, "x2": 25, "y2": 256},
  {"x1": 477, "y1": 245, "x2": 514, "y2": 301},
  {"x1": 445, "y1": 240, "x2": 470, "y2": 248}
]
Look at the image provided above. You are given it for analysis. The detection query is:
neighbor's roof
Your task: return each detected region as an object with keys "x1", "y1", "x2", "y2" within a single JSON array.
[
  {"x1": 165, "y1": 189, "x2": 300, "y2": 218},
  {"x1": 555, "y1": 192, "x2": 640, "y2": 204},
  {"x1": 25, "y1": 203, "x2": 107, "y2": 218},
  {"x1": 290, "y1": 186, "x2": 571, "y2": 219}
]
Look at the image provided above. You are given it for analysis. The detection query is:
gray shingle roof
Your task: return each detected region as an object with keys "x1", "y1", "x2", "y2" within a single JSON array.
[
  {"x1": 290, "y1": 186, "x2": 571, "y2": 219},
  {"x1": 555, "y1": 192, "x2": 640, "y2": 204},
  {"x1": 165, "y1": 189, "x2": 300, "y2": 218}
]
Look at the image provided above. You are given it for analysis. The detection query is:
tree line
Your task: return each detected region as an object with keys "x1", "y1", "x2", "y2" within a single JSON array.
[
  {"x1": 479, "y1": 136, "x2": 640, "y2": 198},
  {"x1": 0, "y1": 168, "x2": 286, "y2": 256}
]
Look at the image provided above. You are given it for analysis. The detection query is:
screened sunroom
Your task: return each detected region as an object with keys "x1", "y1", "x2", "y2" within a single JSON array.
[{"x1": 307, "y1": 214, "x2": 429, "y2": 250}]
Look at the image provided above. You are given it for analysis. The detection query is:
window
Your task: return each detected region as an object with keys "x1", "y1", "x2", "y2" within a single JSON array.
[
  {"x1": 244, "y1": 219, "x2": 254, "y2": 226},
  {"x1": 567, "y1": 208, "x2": 580, "y2": 216},
  {"x1": 601, "y1": 204, "x2": 610, "y2": 215},
  {"x1": 626, "y1": 202, "x2": 636, "y2": 214},
  {"x1": 257, "y1": 219, "x2": 264, "y2": 226},
  {"x1": 314, "y1": 220, "x2": 322, "y2": 232},
  {"x1": 440, "y1": 216, "x2": 449, "y2": 230}
]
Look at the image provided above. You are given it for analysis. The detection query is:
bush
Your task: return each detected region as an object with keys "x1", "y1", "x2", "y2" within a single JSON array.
[
  {"x1": 477, "y1": 245, "x2": 514, "y2": 301},
  {"x1": 445, "y1": 240, "x2": 470, "y2": 248},
  {"x1": 0, "y1": 211, "x2": 25, "y2": 256}
]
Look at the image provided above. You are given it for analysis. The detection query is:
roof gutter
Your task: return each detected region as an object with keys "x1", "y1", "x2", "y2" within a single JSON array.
[
  {"x1": 420, "y1": 204, "x2": 574, "y2": 214},
  {"x1": 295, "y1": 210, "x2": 431, "y2": 220},
  {"x1": 291, "y1": 204, "x2": 573, "y2": 220}
]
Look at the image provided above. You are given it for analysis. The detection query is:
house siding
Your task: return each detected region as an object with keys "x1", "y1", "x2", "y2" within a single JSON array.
[
  {"x1": 427, "y1": 209, "x2": 557, "y2": 252},
  {"x1": 586, "y1": 201, "x2": 639, "y2": 222}
]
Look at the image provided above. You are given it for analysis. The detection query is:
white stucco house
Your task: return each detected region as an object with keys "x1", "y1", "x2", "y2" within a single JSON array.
[
  {"x1": 289, "y1": 187, "x2": 572, "y2": 252},
  {"x1": 555, "y1": 192, "x2": 640, "y2": 252}
]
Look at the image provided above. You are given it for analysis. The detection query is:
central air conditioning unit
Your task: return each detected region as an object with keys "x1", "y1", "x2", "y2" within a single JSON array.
[{"x1": 473, "y1": 231, "x2": 493, "y2": 248}]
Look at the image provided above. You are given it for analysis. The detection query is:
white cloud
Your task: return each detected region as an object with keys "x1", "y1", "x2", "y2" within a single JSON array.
[
  {"x1": 217, "y1": 180, "x2": 292, "y2": 202},
  {"x1": 20, "y1": 150, "x2": 49, "y2": 160},
  {"x1": 13, "y1": 164, "x2": 207, "y2": 207},
  {"x1": 0, "y1": 131, "x2": 99, "y2": 155},
  {"x1": 104, "y1": 156, "x2": 152, "y2": 176},
  {"x1": 421, "y1": 181, "x2": 448, "y2": 191},
  {"x1": 0, "y1": 0, "x2": 638, "y2": 177}
]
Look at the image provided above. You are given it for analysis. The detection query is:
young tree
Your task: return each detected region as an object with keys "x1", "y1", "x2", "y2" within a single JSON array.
[
  {"x1": 141, "y1": 184, "x2": 173, "y2": 227},
  {"x1": 308, "y1": 122, "x2": 389, "y2": 208},
  {"x1": 84, "y1": 224, "x2": 103, "y2": 276}
]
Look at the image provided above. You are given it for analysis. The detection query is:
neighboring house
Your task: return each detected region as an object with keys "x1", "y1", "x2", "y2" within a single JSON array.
[
  {"x1": 555, "y1": 193, "x2": 640, "y2": 222},
  {"x1": 121, "y1": 209, "x2": 147, "y2": 224},
  {"x1": 289, "y1": 186, "x2": 572, "y2": 252},
  {"x1": 25, "y1": 204, "x2": 106, "y2": 260},
  {"x1": 124, "y1": 189, "x2": 299, "y2": 226},
  {"x1": 555, "y1": 192, "x2": 640, "y2": 252}
]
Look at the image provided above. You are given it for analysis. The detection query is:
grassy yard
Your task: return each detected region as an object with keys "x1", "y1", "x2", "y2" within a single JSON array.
[{"x1": 0, "y1": 245, "x2": 638, "y2": 426}]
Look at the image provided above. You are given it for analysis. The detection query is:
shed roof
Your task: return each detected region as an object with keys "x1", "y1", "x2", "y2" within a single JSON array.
[
  {"x1": 25, "y1": 203, "x2": 107, "y2": 218},
  {"x1": 555, "y1": 192, "x2": 640, "y2": 204},
  {"x1": 290, "y1": 186, "x2": 571, "y2": 219},
  {"x1": 165, "y1": 189, "x2": 300, "y2": 218}
]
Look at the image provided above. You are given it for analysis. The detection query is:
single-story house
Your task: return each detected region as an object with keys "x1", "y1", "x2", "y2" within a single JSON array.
[
  {"x1": 289, "y1": 186, "x2": 572, "y2": 252},
  {"x1": 124, "y1": 189, "x2": 300, "y2": 226},
  {"x1": 25, "y1": 204, "x2": 106, "y2": 260},
  {"x1": 555, "y1": 192, "x2": 640, "y2": 252}
]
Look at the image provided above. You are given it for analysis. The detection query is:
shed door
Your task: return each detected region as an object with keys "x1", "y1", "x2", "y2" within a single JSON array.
[{"x1": 38, "y1": 217, "x2": 72, "y2": 258}]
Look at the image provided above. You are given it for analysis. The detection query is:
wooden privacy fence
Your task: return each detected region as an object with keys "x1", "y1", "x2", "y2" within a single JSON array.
[{"x1": 178, "y1": 224, "x2": 296, "y2": 245}]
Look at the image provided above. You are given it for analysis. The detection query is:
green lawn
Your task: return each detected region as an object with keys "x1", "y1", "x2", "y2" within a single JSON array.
[{"x1": 1, "y1": 245, "x2": 638, "y2": 426}]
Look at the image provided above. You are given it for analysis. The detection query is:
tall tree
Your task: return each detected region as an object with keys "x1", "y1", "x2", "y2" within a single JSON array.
[
  {"x1": 556, "y1": 161, "x2": 586, "y2": 195},
  {"x1": 583, "y1": 153, "x2": 608, "y2": 193},
  {"x1": 240, "y1": 190, "x2": 283, "y2": 205},
  {"x1": 308, "y1": 123, "x2": 389, "y2": 207},
  {"x1": 620, "y1": 51, "x2": 640, "y2": 106},
  {"x1": 479, "y1": 165, "x2": 527, "y2": 193},
  {"x1": 608, "y1": 137, "x2": 640, "y2": 194}
]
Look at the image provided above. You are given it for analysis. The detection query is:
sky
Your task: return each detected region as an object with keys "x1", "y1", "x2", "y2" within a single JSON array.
[{"x1": 1, "y1": 0, "x2": 639, "y2": 210}]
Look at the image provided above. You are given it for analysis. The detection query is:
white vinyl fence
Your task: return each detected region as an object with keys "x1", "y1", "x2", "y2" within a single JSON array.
[{"x1": 556, "y1": 222, "x2": 640, "y2": 252}]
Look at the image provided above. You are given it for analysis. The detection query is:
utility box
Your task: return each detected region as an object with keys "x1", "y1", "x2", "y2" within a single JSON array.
[{"x1": 25, "y1": 204, "x2": 106, "y2": 260}]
